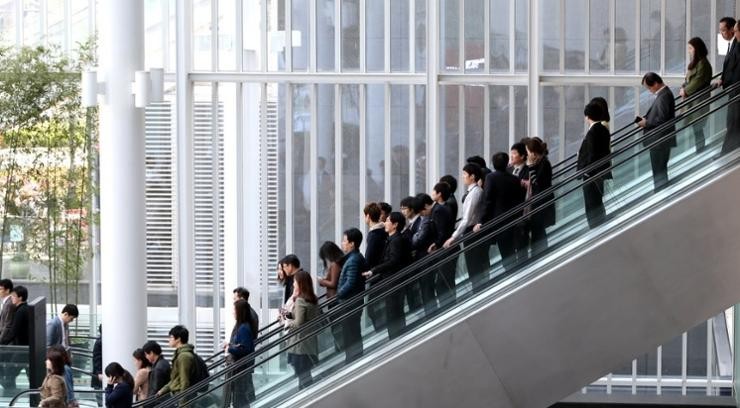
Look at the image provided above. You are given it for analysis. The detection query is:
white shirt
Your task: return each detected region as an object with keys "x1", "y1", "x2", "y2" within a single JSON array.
[{"x1": 451, "y1": 183, "x2": 484, "y2": 240}]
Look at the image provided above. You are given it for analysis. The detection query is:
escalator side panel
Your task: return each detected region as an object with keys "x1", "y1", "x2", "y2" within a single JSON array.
[{"x1": 301, "y1": 158, "x2": 740, "y2": 408}]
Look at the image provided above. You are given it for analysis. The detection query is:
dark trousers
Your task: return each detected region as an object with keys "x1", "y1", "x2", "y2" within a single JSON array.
[
  {"x1": 435, "y1": 259, "x2": 457, "y2": 306},
  {"x1": 649, "y1": 147, "x2": 671, "y2": 192},
  {"x1": 385, "y1": 291, "x2": 406, "y2": 340},
  {"x1": 465, "y1": 242, "x2": 490, "y2": 293},
  {"x1": 229, "y1": 365, "x2": 255, "y2": 408},
  {"x1": 693, "y1": 123, "x2": 706, "y2": 152},
  {"x1": 496, "y1": 229, "x2": 517, "y2": 273},
  {"x1": 529, "y1": 220, "x2": 549, "y2": 256},
  {"x1": 340, "y1": 309, "x2": 363, "y2": 363},
  {"x1": 366, "y1": 284, "x2": 386, "y2": 332},
  {"x1": 513, "y1": 224, "x2": 529, "y2": 263},
  {"x1": 288, "y1": 354, "x2": 315, "y2": 390},
  {"x1": 419, "y1": 273, "x2": 438, "y2": 316},
  {"x1": 582, "y1": 178, "x2": 606, "y2": 229},
  {"x1": 722, "y1": 98, "x2": 740, "y2": 154}
]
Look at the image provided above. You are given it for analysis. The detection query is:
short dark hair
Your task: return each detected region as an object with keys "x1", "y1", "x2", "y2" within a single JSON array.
[
  {"x1": 11, "y1": 286, "x2": 28, "y2": 302},
  {"x1": 584, "y1": 101, "x2": 603, "y2": 121},
  {"x1": 388, "y1": 212, "x2": 406, "y2": 231},
  {"x1": 492, "y1": 152, "x2": 509, "y2": 171},
  {"x1": 462, "y1": 163, "x2": 482, "y2": 182},
  {"x1": 233, "y1": 287, "x2": 250, "y2": 301},
  {"x1": 433, "y1": 182, "x2": 451, "y2": 201},
  {"x1": 0, "y1": 279, "x2": 12, "y2": 291},
  {"x1": 343, "y1": 228, "x2": 363, "y2": 249},
  {"x1": 399, "y1": 196, "x2": 420, "y2": 214},
  {"x1": 415, "y1": 193, "x2": 433, "y2": 207},
  {"x1": 589, "y1": 97, "x2": 610, "y2": 122},
  {"x1": 510, "y1": 143, "x2": 527, "y2": 160},
  {"x1": 641, "y1": 72, "x2": 663, "y2": 87},
  {"x1": 168, "y1": 325, "x2": 189, "y2": 344},
  {"x1": 279, "y1": 254, "x2": 300, "y2": 268},
  {"x1": 363, "y1": 202, "x2": 382, "y2": 222},
  {"x1": 61, "y1": 304, "x2": 79, "y2": 318},
  {"x1": 142, "y1": 340, "x2": 163, "y2": 355},
  {"x1": 720, "y1": 17, "x2": 736, "y2": 29},
  {"x1": 378, "y1": 202, "x2": 392, "y2": 215},
  {"x1": 439, "y1": 175, "x2": 458, "y2": 194},
  {"x1": 466, "y1": 156, "x2": 487, "y2": 170}
]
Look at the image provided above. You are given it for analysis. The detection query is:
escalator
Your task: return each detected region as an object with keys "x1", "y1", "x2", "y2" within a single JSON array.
[{"x1": 151, "y1": 84, "x2": 740, "y2": 408}]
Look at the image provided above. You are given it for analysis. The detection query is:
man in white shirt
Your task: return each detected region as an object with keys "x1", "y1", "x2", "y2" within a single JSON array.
[
  {"x1": 0, "y1": 279, "x2": 13, "y2": 342},
  {"x1": 444, "y1": 163, "x2": 484, "y2": 248}
]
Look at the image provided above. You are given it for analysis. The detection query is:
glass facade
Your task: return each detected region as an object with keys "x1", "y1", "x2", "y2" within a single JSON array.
[{"x1": 1, "y1": 0, "x2": 737, "y2": 367}]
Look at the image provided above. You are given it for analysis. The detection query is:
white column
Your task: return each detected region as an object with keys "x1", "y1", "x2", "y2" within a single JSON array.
[
  {"x1": 176, "y1": 0, "x2": 197, "y2": 336},
  {"x1": 99, "y1": 0, "x2": 147, "y2": 373},
  {"x1": 528, "y1": 0, "x2": 541, "y2": 136}
]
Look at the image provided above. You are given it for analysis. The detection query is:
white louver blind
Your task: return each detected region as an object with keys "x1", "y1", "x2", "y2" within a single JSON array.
[
  {"x1": 145, "y1": 103, "x2": 176, "y2": 289},
  {"x1": 193, "y1": 102, "x2": 225, "y2": 291},
  {"x1": 261, "y1": 99, "x2": 280, "y2": 292}
]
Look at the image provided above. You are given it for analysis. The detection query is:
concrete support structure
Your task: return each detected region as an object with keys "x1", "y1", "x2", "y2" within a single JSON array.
[{"x1": 98, "y1": 0, "x2": 147, "y2": 372}]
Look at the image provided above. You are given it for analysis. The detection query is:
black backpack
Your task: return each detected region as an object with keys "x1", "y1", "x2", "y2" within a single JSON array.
[{"x1": 189, "y1": 351, "x2": 210, "y2": 393}]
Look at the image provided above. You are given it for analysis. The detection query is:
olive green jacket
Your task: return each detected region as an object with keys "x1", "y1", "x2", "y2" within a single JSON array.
[
  {"x1": 284, "y1": 297, "x2": 321, "y2": 356},
  {"x1": 158, "y1": 343, "x2": 194, "y2": 395}
]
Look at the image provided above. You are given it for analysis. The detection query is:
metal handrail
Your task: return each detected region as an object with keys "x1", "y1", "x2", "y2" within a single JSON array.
[
  {"x1": 9, "y1": 389, "x2": 106, "y2": 406},
  {"x1": 155, "y1": 81, "x2": 740, "y2": 408}
]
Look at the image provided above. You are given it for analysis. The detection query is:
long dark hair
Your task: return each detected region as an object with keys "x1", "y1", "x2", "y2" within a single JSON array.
[
  {"x1": 233, "y1": 299, "x2": 258, "y2": 339},
  {"x1": 293, "y1": 270, "x2": 318, "y2": 304},
  {"x1": 688, "y1": 37, "x2": 709, "y2": 70},
  {"x1": 104, "y1": 362, "x2": 135, "y2": 388},
  {"x1": 525, "y1": 137, "x2": 549, "y2": 157},
  {"x1": 46, "y1": 349, "x2": 66, "y2": 376},
  {"x1": 319, "y1": 241, "x2": 344, "y2": 269},
  {"x1": 132, "y1": 348, "x2": 151, "y2": 368}
]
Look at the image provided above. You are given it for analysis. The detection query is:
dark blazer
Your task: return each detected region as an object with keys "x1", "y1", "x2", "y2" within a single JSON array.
[
  {"x1": 577, "y1": 122, "x2": 612, "y2": 180},
  {"x1": 105, "y1": 382, "x2": 133, "y2": 408},
  {"x1": 0, "y1": 298, "x2": 14, "y2": 344},
  {"x1": 147, "y1": 356, "x2": 171, "y2": 397},
  {"x1": 0, "y1": 302, "x2": 29, "y2": 345},
  {"x1": 722, "y1": 39, "x2": 740, "y2": 90},
  {"x1": 507, "y1": 164, "x2": 529, "y2": 182},
  {"x1": 445, "y1": 195, "x2": 459, "y2": 221},
  {"x1": 431, "y1": 203, "x2": 454, "y2": 248},
  {"x1": 365, "y1": 227, "x2": 388, "y2": 270},
  {"x1": 528, "y1": 158, "x2": 556, "y2": 227},
  {"x1": 411, "y1": 216, "x2": 436, "y2": 261},
  {"x1": 91, "y1": 336, "x2": 102, "y2": 388},
  {"x1": 642, "y1": 86, "x2": 676, "y2": 147},
  {"x1": 482, "y1": 170, "x2": 526, "y2": 226},
  {"x1": 372, "y1": 233, "x2": 412, "y2": 280},
  {"x1": 337, "y1": 250, "x2": 366, "y2": 300}
]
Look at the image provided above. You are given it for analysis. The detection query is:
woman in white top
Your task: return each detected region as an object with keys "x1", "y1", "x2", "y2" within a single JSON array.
[{"x1": 443, "y1": 163, "x2": 484, "y2": 248}]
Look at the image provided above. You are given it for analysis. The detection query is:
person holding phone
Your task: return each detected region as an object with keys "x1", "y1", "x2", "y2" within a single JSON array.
[
  {"x1": 636, "y1": 72, "x2": 676, "y2": 192},
  {"x1": 104, "y1": 362, "x2": 134, "y2": 408}
]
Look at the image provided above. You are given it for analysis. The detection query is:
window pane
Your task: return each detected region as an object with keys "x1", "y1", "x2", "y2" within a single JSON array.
[
  {"x1": 391, "y1": 0, "x2": 410, "y2": 72},
  {"x1": 690, "y1": 0, "x2": 711, "y2": 46},
  {"x1": 415, "y1": 86, "x2": 427, "y2": 193},
  {"x1": 415, "y1": 0, "x2": 427, "y2": 72},
  {"x1": 390, "y1": 86, "x2": 410, "y2": 205},
  {"x1": 268, "y1": 0, "x2": 285, "y2": 71},
  {"x1": 317, "y1": 0, "x2": 336, "y2": 72},
  {"x1": 292, "y1": 0, "x2": 310, "y2": 71},
  {"x1": 465, "y1": 86, "x2": 484, "y2": 159},
  {"x1": 218, "y1": 0, "x2": 237, "y2": 71},
  {"x1": 243, "y1": 0, "x2": 263, "y2": 71},
  {"x1": 464, "y1": 0, "x2": 484, "y2": 73},
  {"x1": 440, "y1": 85, "x2": 460, "y2": 176},
  {"x1": 441, "y1": 0, "x2": 460, "y2": 71},
  {"x1": 514, "y1": 86, "x2": 528, "y2": 140},
  {"x1": 367, "y1": 85, "x2": 385, "y2": 201},
  {"x1": 193, "y1": 0, "x2": 211, "y2": 70},
  {"x1": 317, "y1": 85, "x2": 336, "y2": 244},
  {"x1": 564, "y1": 86, "x2": 585, "y2": 157},
  {"x1": 490, "y1": 86, "x2": 510, "y2": 154},
  {"x1": 639, "y1": 0, "x2": 660, "y2": 72},
  {"x1": 541, "y1": 0, "x2": 560, "y2": 71},
  {"x1": 615, "y1": 0, "x2": 637, "y2": 72},
  {"x1": 564, "y1": 0, "x2": 587, "y2": 72},
  {"x1": 541, "y1": 86, "x2": 561, "y2": 161},
  {"x1": 515, "y1": 0, "x2": 528, "y2": 71},
  {"x1": 292, "y1": 85, "x2": 311, "y2": 260},
  {"x1": 590, "y1": 0, "x2": 610, "y2": 72},
  {"x1": 342, "y1": 85, "x2": 361, "y2": 229},
  {"x1": 490, "y1": 0, "x2": 510, "y2": 72},
  {"x1": 665, "y1": 0, "x2": 686, "y2": 74},
  {"x1": 366, "y1": 0, "x2": 385, "y2": 72},
  {"x1": 0, "y1": 1, "x2": 16, "y2": 46},
  {"x1": 342, "y1": 0, "x2": 360, "y2": 70}
]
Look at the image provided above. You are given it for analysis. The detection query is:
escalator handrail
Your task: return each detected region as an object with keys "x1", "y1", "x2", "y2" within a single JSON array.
[
  {"x1": 9, "y1": 389, "x2": 106, "y2": 406},
  {"x1": 198, "y1": 72, "x2": 728, "y2": 372},
  {"x1": 154, "y1": 82, "x2": 740, "y2": 408},
  {"x1": 551, "y1": 71, "x2": 721, "y2": 172}
]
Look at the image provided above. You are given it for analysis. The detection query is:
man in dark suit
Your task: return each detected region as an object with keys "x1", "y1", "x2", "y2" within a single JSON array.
[
  {"x1": 143, "y1": 340, "x2": 172, "y2": 398},
  {"x1": 0, "y1": 280, "x2": 13, "y2": 344},
  {"x1": 429, "y1": 183, "x2": 456, "y2": 303},
  {"x1": 398, "y1": 197, "x2": 422, "y2": 312},
  {"x1": 475, "y1": 153, "x2": 526, "y2": 276},
  {"x1": 337, "y1": 228, "x2": 366, "y2": 363},
  {"x1": 1, "y1": 286, "x2": 30, "y2": 392},
  {"x1": 637, "y1": 72, "x2": 676, "y2": 192},
  {"x1": 507, "y1": 143, "x2": 530, "y2": 262},
  {"x1": 363, "y1": 212, "x2": 412, "y2": 340},
  {"x1": 718, "y1": 18, "x2": 740, "y2": 153},
  {"x1": 578, "y1": 102, "x2": 613, "y2": 229}
]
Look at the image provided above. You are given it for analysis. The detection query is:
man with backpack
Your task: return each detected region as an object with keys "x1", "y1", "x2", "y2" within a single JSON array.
[{"x1": 156, "y1": 325, "x2": 208, "y2": 400}]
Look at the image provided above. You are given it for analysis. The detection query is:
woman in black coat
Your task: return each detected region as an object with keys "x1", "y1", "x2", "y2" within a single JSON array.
[
  {"x1": 104, "y1": 362, "x2": 134, "y2": 408},
  {"x1": 524, "y1": 137, "x2": 555, "y2": 255}
]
